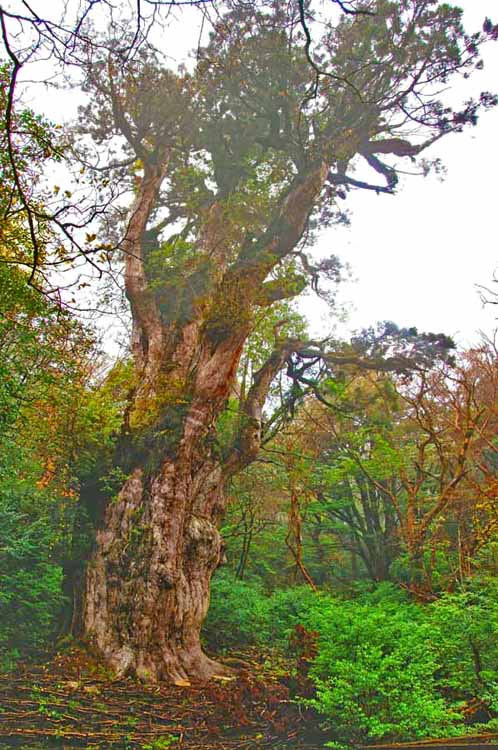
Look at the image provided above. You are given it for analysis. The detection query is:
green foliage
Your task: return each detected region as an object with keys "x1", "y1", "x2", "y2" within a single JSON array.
[
  {"x1": 244, "y1": 302, "x2": 308, "y2": 372},
  {"x1": 145, "y1": 237, "x2": 197, "y2": 288},
  {"x1": 428, "y1": 585, "x2": 498, "y2": 710},
  {"x1": 204, "y1": 570, "x2": 318, "y2": 651},
  {"x1": 72, "y1": 359, "x2": 129, "y2": 483},
  {"x1": 144, "y1": 237, "x2": 212, "y2": 325},
  {"x1": 203, "y1": 570, "x2": 271, "y2": 650},
  {"x1": 0, "y1": 264, "x2": 81, "y2": 433},
  {"x1": 300, "y1": 596, "x2": 459, "y2": 744},
  {"x1": 304, "y1": 584, "x2": 498, "y2": 744},
  {"x1": 0, "y1": 63, "x2": 62, "y2": 268},
  {"x1": 264, "y1": 586, "x2": 320, "y2": 645},
  {"x1": 0, "y1": 76, "x2": 101, "y2": 667},
  {"x1": 0, "y1": 438, "x2": 66, "y2": 668},
  {"x1": 0, "y1": 264, "x2": 115, "y2": 667}
]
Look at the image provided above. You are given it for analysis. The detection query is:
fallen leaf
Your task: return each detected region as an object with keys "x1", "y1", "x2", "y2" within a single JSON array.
[{"x1": 173, "y1": 678, "x2": 191, "y2": 688}]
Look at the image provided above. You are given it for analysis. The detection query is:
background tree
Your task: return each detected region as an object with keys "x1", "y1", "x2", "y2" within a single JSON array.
[
  {"x1": 296, "y1": 341, "x2": 498, "y2": 594},
  {"x1": 304, "y1": 372, "x2": 403, "y2": 584},
  {"x1": 392, "y1": 343, "x2": 498, "y2": 591},
  {"x1": 0, "y1": 259, "x2": 101, "y2": 667},
  {"x1": 0, "y1": 69, "x2": 121, "y2": 667}
]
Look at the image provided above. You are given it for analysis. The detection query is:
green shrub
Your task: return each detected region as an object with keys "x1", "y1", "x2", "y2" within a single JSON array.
[
  {"x1": 428, "y1": 585, "x2": 498, "y2": 710},
  {"x1": 0, "y1": 441, "x2": 66, "y2": 667},
  {"x1": 205, "y1": 574, "x2": 498, "y2": 745},
  {"x1": 299, "y1": 597, "x2": 462, "y2": 744},
  {"x1": 203, "y1": 570, "x2": 271, "y2": 650},
  {"x1": 204, "y1": 573, "x2": 318, "y2": 651},
  {"x1": 265, "y1": 586, "x2": 319, "y2": 646}
]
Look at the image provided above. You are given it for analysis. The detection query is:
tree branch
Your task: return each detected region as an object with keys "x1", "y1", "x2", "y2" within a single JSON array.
[
  {"x1": 224, "y1": 339, "x2": 303, "y2": 475},
  {"x1": 328, "y1": 171, "x2": 395, "y2": 194},
  {"x1": 107, "y1": 60, "x2": 149, "y2": 163},
  {"x1": 255, "y1": 275, "x2": 307, "y2": 307},
  {"x1": 123, "y1": 158, "x2": 170, "y2": 366},
  {"x1": 297, "y1": 0, "x2": 373, "y2": 105}
]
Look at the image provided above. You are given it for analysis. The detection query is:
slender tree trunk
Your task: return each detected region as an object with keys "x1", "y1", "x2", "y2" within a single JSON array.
[
  {"x1": 286, "y1": 483, "x2": 317, "y2": 591},
  {"x1": 351, "y1": 546, "x2": 359, "y2": 581},
  {"x1": 236, "y1": 511, "x2": 254, "y2": 580}
]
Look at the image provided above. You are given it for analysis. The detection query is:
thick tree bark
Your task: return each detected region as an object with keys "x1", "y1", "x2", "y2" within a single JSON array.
[
  {"x1": 84, "y1": 457, "x2": 228, "y2": 683},
  {"x1": 83, "y1": 317, "x2": 248, "y2": 682}
]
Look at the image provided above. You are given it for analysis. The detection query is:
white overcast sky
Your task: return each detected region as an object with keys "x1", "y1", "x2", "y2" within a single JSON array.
[
  {"x1": 296, "y1": 0, "x2": 498, "y2": 346},
  {"x1": 13, "y1": 0, "x2": 498, "y2": 348},
  {"x1": 322, "y1": 0, "x2": 498, "y2": 347}
]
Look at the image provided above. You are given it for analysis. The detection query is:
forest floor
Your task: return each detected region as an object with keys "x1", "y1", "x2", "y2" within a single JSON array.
[
  {"x1": 2, "y1": 649, "x2": 498, "y2": 750},
  {"x1": 0, "y1": 646, "x2": 323, "y2": 750}
]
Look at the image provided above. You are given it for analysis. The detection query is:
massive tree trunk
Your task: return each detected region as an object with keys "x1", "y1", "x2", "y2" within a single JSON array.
[
  {"x1": 85, "y1": 459, "x2": 227, "y2": 683},
  {"x1": 81, "y1": 150, "x2": 329, "y2": 681},
  {"x1": 83, "y1": 323, "x2": 245, "y2": 682},
  {"x1": 83, "y1": 276, "x2": 249, "y2": 681}
]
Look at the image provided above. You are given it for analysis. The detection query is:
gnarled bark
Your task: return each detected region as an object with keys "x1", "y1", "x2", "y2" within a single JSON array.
[{"x1": 84, "y1": 459, "x2": 228, "y2": 683}]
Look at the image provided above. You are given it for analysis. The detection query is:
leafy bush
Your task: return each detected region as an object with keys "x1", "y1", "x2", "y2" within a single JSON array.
[
  {"x1": 265, "y1": 586, "x2": 319, "y2": 646},
  {"x1": 203, "y1": 570, "x2": 271, "y2": 650},
  {"x1": 0, "y1": 440, "x2": 66, "y2": 669},
  {"x1": 299, "y1": 596, "x2": 461, "y2": 744},
  {"x1": 203, "y1": 572, "x2": 317, "y2": 651},
  {"x1": 428, "y1": 586, "x2": 498, "y2": 710}
]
